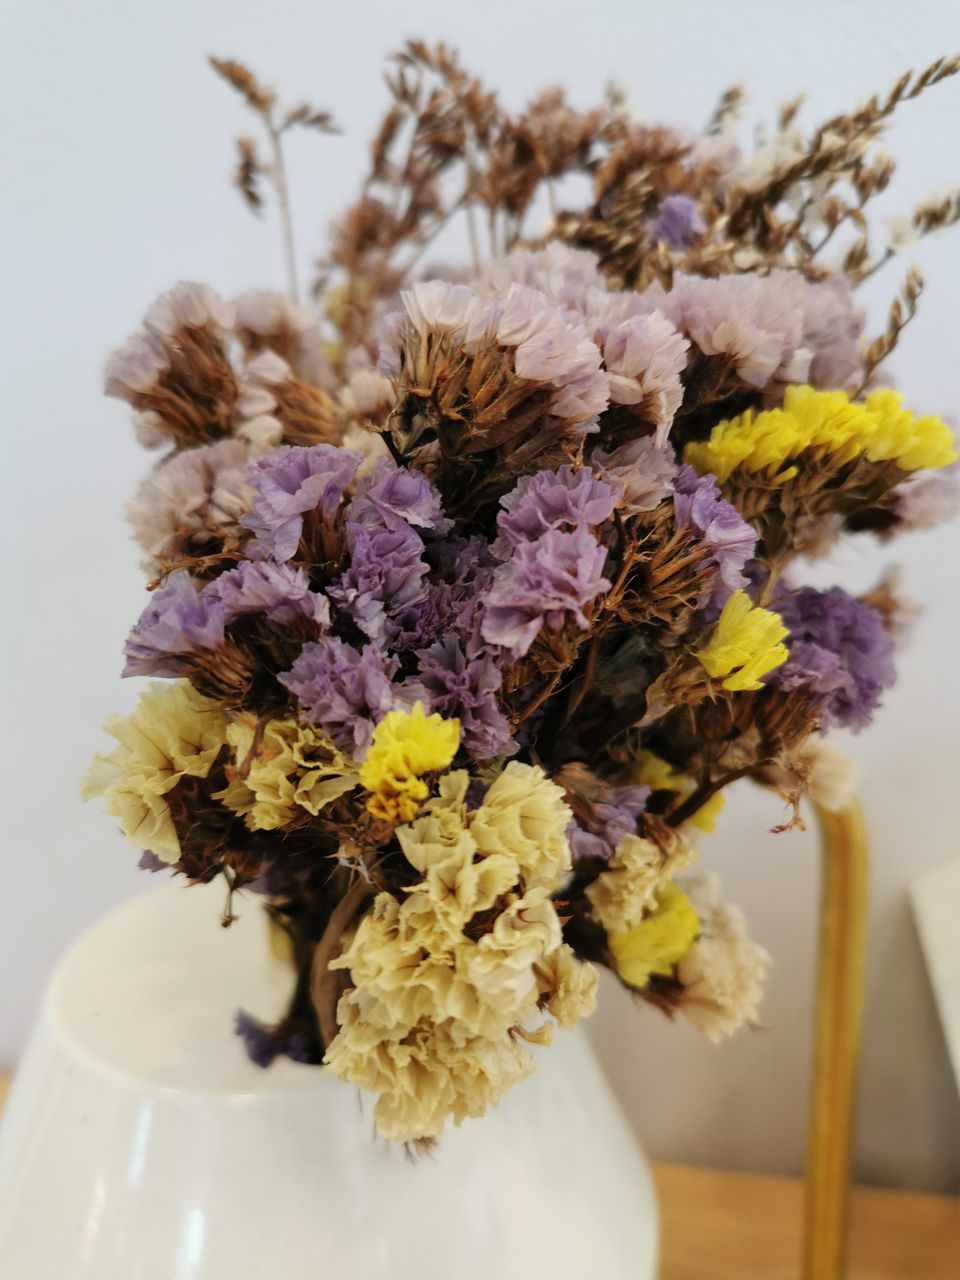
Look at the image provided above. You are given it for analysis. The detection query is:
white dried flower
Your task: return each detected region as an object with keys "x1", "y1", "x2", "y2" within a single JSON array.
[
  {"x1": 799, "y1": 735, "x2": 858, "y2": 815},
  {"x1": 675, "y1": 874, "x2": 770, "y2": 1043},
  {"x1": 144, "y1": 282, "x2": 234, "y2": 339}
]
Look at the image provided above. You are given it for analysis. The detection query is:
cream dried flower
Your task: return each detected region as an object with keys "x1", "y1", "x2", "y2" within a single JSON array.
[
  {"x1": 216, "y1": 714, "x2": 358, "y2": 831},
  {"x1": 586, "y1": 829, "x2": 698, "y2": 934},
  {"x1": 675, "y1": 874, "x2": 771, "y2": 1043},
  {"x1": 82, "y1": 681, "x2": 226, "y2": 860},
  {"x1": 798, "y1": 735, "x2": 858, "y2": 815},
  {"x1": 325, "y1": 759, "x2": 597, "y2": 1140},
  {"x1": 325, "y1": 997, "x2": 536, "y2": 1142},
  {"x1": 468, "y1": 761, "x2": 573, "y2": 891}
]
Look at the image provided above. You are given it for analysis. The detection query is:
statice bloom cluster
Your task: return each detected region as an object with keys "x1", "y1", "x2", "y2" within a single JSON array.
[
  {"x1": 89, "y1": 45, "x2": 960, "y2": 1144},
  {"x1": 770, "y1": 587, "x2": 896, "y2": 731}
]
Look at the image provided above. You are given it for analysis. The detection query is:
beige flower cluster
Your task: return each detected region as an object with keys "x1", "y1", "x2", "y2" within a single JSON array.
[
  {"x1": 81, "y1": 681, "x2": 226, "y2": 860},
  {"x1": 324, "y1": 764, "x2": 598, "y2": 1141},
  {"x1": 216, "y1": 714, "x2": 358, "y2": 831},
  {"x1": 675, "y1": 875, "x2": 771, "y2": 1043},
  {"x1": 585, "y1": 828, "x2": 698, "y2": 934}
]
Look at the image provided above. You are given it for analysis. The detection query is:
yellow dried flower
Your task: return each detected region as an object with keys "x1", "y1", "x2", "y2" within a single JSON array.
[
  {"x1": 694, "y1": 589, "x2": 789, "y2": 691},
  {"x1": 216, "y1": 714, "x2": 358, "y2": 830},
  {"x1": 608, "y1": 883, "x2": 701, "y2": 989},
  {"x1": 359, "y1": 702, "x2": 460, "y2": 823},
  {"x1": 685, "y1": 384, "x2": 956, "y2": 484},
  {"x1": 82, "y1": 681, "x2": 226, "y2": 861}
]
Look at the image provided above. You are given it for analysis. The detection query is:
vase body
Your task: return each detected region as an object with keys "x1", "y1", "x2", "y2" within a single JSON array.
[{"x1": 0, "y1": 883, "x2": 658, "y2": 1279}]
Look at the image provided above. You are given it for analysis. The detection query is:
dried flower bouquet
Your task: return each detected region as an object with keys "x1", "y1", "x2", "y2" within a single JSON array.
[{"x1": 86, "y1": 44, "x2": 960, "y2": 1144}]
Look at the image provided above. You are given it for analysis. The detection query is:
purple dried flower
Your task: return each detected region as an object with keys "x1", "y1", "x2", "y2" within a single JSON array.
[
  {"x1": 674, "y1": 465, "x2": 757, "y2": 609},
  {"x1": 280, "y1": 636, "x2": 400, "y2": 757},
  {"x1": 243, "y1": 444, "x2": 362, "y2": 561},
  {"x1": 404, "y1": 635, "x2": 516, "y2": 761},
  {"x1": 495, "y1": 465, "x2": 616, "y2": 553},
  {"x1": 138, "y1": 851, "x2": 170, "y2": 873},
  {"x1": 123, "y1": 570, "x2": 225, "y2": 677},
  {"x1": 347, "y1": 458, "x2": 450, "y2": 533},
  {"x1": 206, "y1": 560, "x2": 330, "y2": 628},
  {"x1": 329, "y1": 521, "x2": 430, "y2": 644},
  {"x1": 234, "y1": 1011, "x2": 319, "y2": 1069},
  {"x1": 770, "y1": 587, "x2": 896, "y2": 731},
  {"x1": 569, "y1": 783, "x2": 651, "y2": 862},
  {"x1": 481, "y1": 527, "x2": 611, "y2": 659},
  {"x1": 649, "y1": 195, "x2": 706, "y2": 249}
]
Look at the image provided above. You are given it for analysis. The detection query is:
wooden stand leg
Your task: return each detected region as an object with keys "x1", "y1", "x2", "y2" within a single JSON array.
[{"x1": 802, "y1": 801, "x2": 869, "y2": 1280}]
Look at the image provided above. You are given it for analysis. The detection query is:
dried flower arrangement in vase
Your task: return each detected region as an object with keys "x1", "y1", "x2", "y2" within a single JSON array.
[{"x1": 78, "y1": 45, "x2": 960, "y2": 1152}]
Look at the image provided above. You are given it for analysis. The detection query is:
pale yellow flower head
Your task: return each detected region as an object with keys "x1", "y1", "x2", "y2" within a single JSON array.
[
  {"x1": 586, "y1": 829, "x2": 698, "y2": 934},
  {"x1": 82, "y1": 681, "x2": 226, "y2": 861},
  {"x1": 216, "y1": 714, "x2": 358, "y2": 831},
  {"x1": 468, "y1": 760, "x2": 572, "y2": 891},
  {"x1": 359, "y1": 702, "x2": 460, "y2": 823},
  {"x1": 607, "y1": 882, "x2": 700, "y2": 989},
  {"x1": 325, "y1": 755, "x2": 596, "y2": 1142},
  {"x1": 694, "y1": 589, "x2": 789, "y2": 691}
]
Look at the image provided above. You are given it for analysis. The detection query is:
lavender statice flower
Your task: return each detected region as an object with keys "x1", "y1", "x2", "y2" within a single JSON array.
[
  {"x1": 637, "y1": 269, "x2": 812, "y2": 389},
  {"x1": 123, "y1": 570, "x2": 224, "y2": 677},
  {"x1": 569, "y1": 783, "x2": 651, "y2": 862},
  {"x1": 770, "y1": 587, "x2": 896, "y2": 731},
  {"x1": 494, "y1": 465, "x2": 616, "y2": 553},
  {"x1": 329, "y1": 521, "x2": 430, "y2": 645},
  {"x1": 597, "y1": 311, "x2": 689, "y2": 443},
  {"x1": 347, "y1": 459, "x2": 450, "y2": 534},
  {"x1": 649, "y1": 195, "x2": 706, "y2": 249},
  {"x1": 802, "y1": 277, "x2": 865, "y2": 391},
  {"x1": 673, "y1": 465, "x2": 757, "y2": 609},
  {"x1": 404, "y1": 635, "x2": 516, "y2": 761},
  {"x1": 888, "y1": 466, "x2": 960, "y2": 534},
  {"x1": 474, "y1": 242, "x2": 607, "y2": 311},
  {"x1": 243, "y1": 444, "x2": 362, "y2": 561},
  {"x1": 481, "y1": 526, "x2": 611, "y2": 659},
  {"x1": 280, "y1": 636, "x2": 401, "y2": 757},
  {"x1": 206, "y1": 560, "x2": 330, "y2": 628},
  {"x1": 591, "y1": 437, "x2": 678, "y2": 515},
  {"x1": 489, "y1": 283, "x2": 609, "y2": 424}
]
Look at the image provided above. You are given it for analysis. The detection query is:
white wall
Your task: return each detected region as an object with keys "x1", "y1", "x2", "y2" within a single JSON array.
[{"x1": 3, "y1": 0, "x2": 960, "y2": 1192}]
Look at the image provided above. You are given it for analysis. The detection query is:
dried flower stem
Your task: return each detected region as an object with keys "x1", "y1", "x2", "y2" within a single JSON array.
[
  {"x1": 268, "y1": 125, "x2": 300, "y2": 303},
  {"x1": 310, "y1": 875, "x2": 371, "y2": 1048}
]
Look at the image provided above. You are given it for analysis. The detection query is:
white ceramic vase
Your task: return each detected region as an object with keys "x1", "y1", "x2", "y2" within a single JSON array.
[{"x1": 0, "y1": 883, "x2": 658, "y2": 1279}]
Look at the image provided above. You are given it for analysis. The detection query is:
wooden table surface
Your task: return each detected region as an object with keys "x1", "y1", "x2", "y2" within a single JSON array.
[{"x1": 2, "y1": 1072, "x2": 957, "y2": 1276}]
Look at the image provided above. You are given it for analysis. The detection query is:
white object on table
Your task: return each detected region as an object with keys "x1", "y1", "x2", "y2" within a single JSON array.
[
  {"x1": 0, "y1": 882, "x2": 658, "y2": 1279},
  {"x1": 910, "y1": 856, "x2": 960, "y2": 1097}
]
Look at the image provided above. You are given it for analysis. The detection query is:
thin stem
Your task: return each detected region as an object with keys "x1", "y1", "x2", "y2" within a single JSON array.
[
  {"x1": 858, "y1": 246, "x2": 894, "y2": 282},
  {"x1": 268, "y1": 124, "x2": 300, "y2": 303},
  {"x1": 310, "y1": 876, "x2": 371, "y2": 1049}
]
